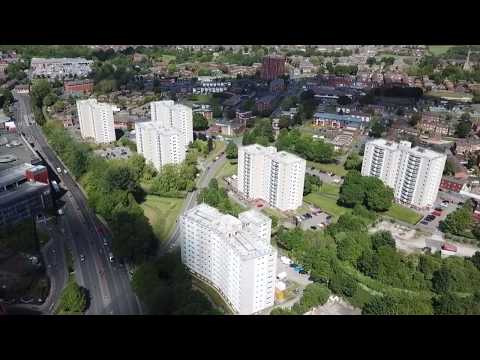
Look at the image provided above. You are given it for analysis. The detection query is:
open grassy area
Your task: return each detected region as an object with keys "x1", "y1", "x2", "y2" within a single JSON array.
[
  {"x1": 383, "y1": 203, "x2": 422, "y2": 225},
  {"x1": 262, "y1": 206, "x2": 289, "y2": 220},
  {"x1": 428, "y1": 45, "x2": 454, "y2": 56},
  {"x1": 307, "y1": 161, "x2": 347, "y2": 177},
  {"x1": 304, "y1": 183, "x2": 349, "y2": 221},
  {"x1": 205, "y1": 141, "x2": 226, "y2": 163},
  {"x1": 140, "y1": 195, "x2": 184, "y2": 243},
  {"x1": 426, "y1": 90, "x2": 473, "y2": 102},
  {"x1": 214, "y1": 160, "x2": 237, "y2": 183}
]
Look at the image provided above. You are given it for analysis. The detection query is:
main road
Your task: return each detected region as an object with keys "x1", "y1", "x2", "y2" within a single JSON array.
[{"x1": 14, "y1": 93, "x2": 141, "y2": 315}]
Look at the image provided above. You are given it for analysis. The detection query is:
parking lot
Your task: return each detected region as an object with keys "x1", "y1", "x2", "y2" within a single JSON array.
[
  {"x1": 93, "y1": 146, "x2": 132, "y2": 160},
  {"x1": 415, "y1": 196, "x2": 464, "y2": 231},
  {"x1": 299, "y1": 211, "x2": 330, "y2": 231}
]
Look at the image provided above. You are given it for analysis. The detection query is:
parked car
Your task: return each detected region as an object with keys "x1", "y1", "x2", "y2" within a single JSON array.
[
  {"x1": 420, "y1": 220, "x2": 429, "y2": 225},
  {"x1": 432, "y1": 211, "x2": 442, "y2": 217},
  {"x1": 434, "y1": 207, "x2": 443, "y2": 212}
]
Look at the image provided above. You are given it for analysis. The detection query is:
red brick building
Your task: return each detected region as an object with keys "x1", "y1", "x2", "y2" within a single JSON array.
[
  {"x1": 256, "y1": 95, "x2": 276, "y2": 113},
  {"x1": 260, "y1": 55, "x2": 286, "y2": 81},
  {"x1": 439, "y1": 177, "x2": 467, "y2": 193},
  {"x1": 64, "y1": 80, "x2": 94, "y2": 95}
]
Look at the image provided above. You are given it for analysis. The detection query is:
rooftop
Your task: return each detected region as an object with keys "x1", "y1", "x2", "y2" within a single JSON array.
[
  {"x1": 314, "y1": 112, "x2": 368, "y2": 123},
  {"x1": 0, "y1": 131, "x2": 40, "y2": 172},
  {"x1": 0, "y1": 181, "x2": 50, "y2": 206},
  {"x1": 184, "y1": 204, "x2": 272, "y2": 260}
]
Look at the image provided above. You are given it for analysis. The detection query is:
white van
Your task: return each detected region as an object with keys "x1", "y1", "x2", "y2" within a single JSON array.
[{"x1": 109, "y1": 253, "x2": 115, "y2": 263}]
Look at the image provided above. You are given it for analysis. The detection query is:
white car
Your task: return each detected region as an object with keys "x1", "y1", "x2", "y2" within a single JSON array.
[
  {"x1": 57, "y1": 167, "x2": 62, "y2": 173},
  {"x1": 63, "y1": 169, "x2": 68, "y2": 174}
]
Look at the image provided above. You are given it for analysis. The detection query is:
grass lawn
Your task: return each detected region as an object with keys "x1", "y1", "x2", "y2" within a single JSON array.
[
  {"x1": 426, "y1": 90, "x2": 472, "y2": 102},
  {"x1": 205, "y1": 141, "x2": 226, "y2": 162},
  {"x1": 428, "y1": 45, "x2": 455, "y2": 56},
  {"x1": 262, "y1": 206, "x2": 289, "y2": 220},
  {"x1": 214, "y1": 160, "x2": 237, "y2": 183},
  {"x1": 307, "y1": 161, "x2": 347, "y2": 177},
  {"x1": 140, "y1": 195, "x2": 184, "y2": 243},
  {"x1": 383, "y1": 203, "x2": 422, "y2": 225},
  {"x1": 304, "y1": 183, "x2": 349, "y2": 221}
]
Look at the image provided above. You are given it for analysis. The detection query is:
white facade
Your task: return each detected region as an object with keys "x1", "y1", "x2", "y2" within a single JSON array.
[
  {"x1": 150, "y1": 101, "x2": 193, "y2": 150},
  {"x1": 361, "y1": 139, "x2": 446, "y2": 209},
  {"x1": 181, "y1": 204, "x2": 277, "y2": 315},
  {"x1": 76, "y1": 99, "x2": 116, "y2": 144},
  {"x1": 238, "y1": 144, "x2": 306, "y2": 211},
  {"x1": 135, "y1": 122, "x2": 185, "y2": 171}
]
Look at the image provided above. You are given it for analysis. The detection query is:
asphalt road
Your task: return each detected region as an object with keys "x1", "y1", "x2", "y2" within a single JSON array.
[{"x1": 13, "y1": 93, "x2": 141, "y2": 315}]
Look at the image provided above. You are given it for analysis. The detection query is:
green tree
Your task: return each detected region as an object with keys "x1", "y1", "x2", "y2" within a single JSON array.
[
  {"x1": 57, "y1": 278, "x2": 87, "y2": 314},
  {"x1": 193, "y1": 113, "x2": 209, "y2": 131},
  {"x1": 443, "y1": 159, "x2": 456, "y2": 176},
  {"x1": 226, "y1": 141, "x2": 238, "y2": 159},
  {"x1": 432, "y1": 266, "x2": 455, "y2": 294},
  {"x1": 455, "y1": 118, "x2": 472, "y2": 138},
  {"x1": 371, "y1": 231, "x2": 395, "y2": 250},
  {"x1": 344, "y1": 153, "x2": 362, "y2": 171},
  {"x1": 439, "y1": 202, "x2": 473, "y2": 236}
]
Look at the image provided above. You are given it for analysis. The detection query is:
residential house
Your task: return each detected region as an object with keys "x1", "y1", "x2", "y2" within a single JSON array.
[{"x1": 453, "y1": 138, "x2": 480, "y2": 156}]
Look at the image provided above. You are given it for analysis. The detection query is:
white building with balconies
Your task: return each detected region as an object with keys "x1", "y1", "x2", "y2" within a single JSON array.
[
  {"x1": 180, "y1": 203, "x2": 277, "y2": 315},
  {"x1": 150, "y1": 100, "x2": 193, "y2": 150},
  {"x1": 135, "y1": 121, "x2": 185, "y2": 171},
  {"x1": 76, "y1": 99, "x2": 116, "y2": 144},
  {"x1": 361, "y1": 139, "x2": 446, "y2": 209},
  {"x1": 238, "y1": 144, "x2": 306, "y2": 211}
]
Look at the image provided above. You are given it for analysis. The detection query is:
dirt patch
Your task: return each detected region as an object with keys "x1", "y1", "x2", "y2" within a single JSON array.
[{"x1": 305, "y1": 295, "x2": 361, "y2": 315}]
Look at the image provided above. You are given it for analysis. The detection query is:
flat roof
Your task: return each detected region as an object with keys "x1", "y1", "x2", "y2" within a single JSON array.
[
  {"x1": 0, "y1": 181, "x2": 49, "y2": 206},
  {"x1": 272, "y1": 150, "x2": 305, "y2": 164},
  {"x1": 0, "y1": 131, "x2": 39, "y2": 172}
]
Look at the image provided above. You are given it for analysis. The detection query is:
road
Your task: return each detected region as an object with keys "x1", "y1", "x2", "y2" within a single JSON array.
[
  {"x1": 161, "y1": 153, "x2": 228, "y2": 253},
  {"x1": 13, "y1": 93, "x2": 141, "y2": 315}
]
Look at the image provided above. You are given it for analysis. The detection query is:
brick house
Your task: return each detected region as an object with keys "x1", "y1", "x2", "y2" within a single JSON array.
[
  {"x1": 439, "y1": 177, "x2": 467, "y2": 193},
  {"x1": 64, "y1": 80, "x2": 94, "y2": 95}
]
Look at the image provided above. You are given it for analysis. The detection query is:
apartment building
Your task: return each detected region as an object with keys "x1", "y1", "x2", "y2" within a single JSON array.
[
  {"x1": 260, "y1": 55, "x2": 286, "y2": 81},
  {"x1": 361, "y1": 139, "x2": 446, "y2": 209},
  {"x1": 30, "y1": 57, "x2": 93, "y2": 80},
  {"x1": 76, "y1": 99, "x2": 116, "y2": 144},
  {"x1": 135, "y1": 121, "x2": 185, "y2": 170},
  {"x1": 150, "y1": 100, "x2": 193, "y2": 150},
  {"x1": 238, "y1": 144, "x2": 306, "y2": 211},
  {"x1": 181, "y1": 203, "x2": 277, "y2": 315}
]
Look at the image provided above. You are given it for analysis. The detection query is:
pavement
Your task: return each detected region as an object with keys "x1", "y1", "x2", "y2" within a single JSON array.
[{"x1": 13, "y1": 94, "x2": 141, "y2": 315}]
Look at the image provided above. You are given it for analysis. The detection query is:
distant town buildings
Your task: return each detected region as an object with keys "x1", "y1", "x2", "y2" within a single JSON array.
[
  {"x1": 180, "y1": 203, "x2": 277, "y2": 315},
  {"x1": 30, "y1": 57, "x2": 93, "y2": 80},
  {"x1": 192, "y1": 79, "x2": 231, "y2": 94},
  {"x1": 361, "y1": 139, "x2": 446, "y2": 210},
  {"x1": 238, "y1": 144, "x2": 306, "y2": 211},
  {"x1": 64, "y1": 79, "x2": 94, "y2": 96},
  {"x1": 135, "y1": 122, "x2": 185, "y2": 171},
  {"x1": 76, "y1": 99, "x2": 117, "y2": 144},
  {"x1": 313, "y1": 112, "x2": 370, "y2": 130},
  {"x1": 150, "y1": 100, "x2": 193, "y2": 150},
  {"x1": 260, "y1": 55, "x2": 286, "y2": 81}
]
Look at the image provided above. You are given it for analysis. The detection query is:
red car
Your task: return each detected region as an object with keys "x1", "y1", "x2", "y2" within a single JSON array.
[{"x1": 432, "y1": 211, "x2": 442, "y2": 217}]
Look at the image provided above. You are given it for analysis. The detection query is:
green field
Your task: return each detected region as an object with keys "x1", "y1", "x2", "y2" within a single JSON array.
[
  {"x1": 304, "y1": 183, "x2": 349, "y2": 220},
  {"x1": 214, "y1": 160, "x2": 237, "y2": 181},
  {"x1": 383, "y1": 203, "x2": 422, "y2": 225},
  {"x1": 205, "y1": 141, "x2": 226, "y2": 162},
  {"x1": 307, "y1": 161, "x2": 347, "y2": 177},
  {"x1": 140, "y1": 195, "x2": 184, "y2": 242},
  {"x1": 428, "y1": 45, "x2": 455, "y2": 56}
]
